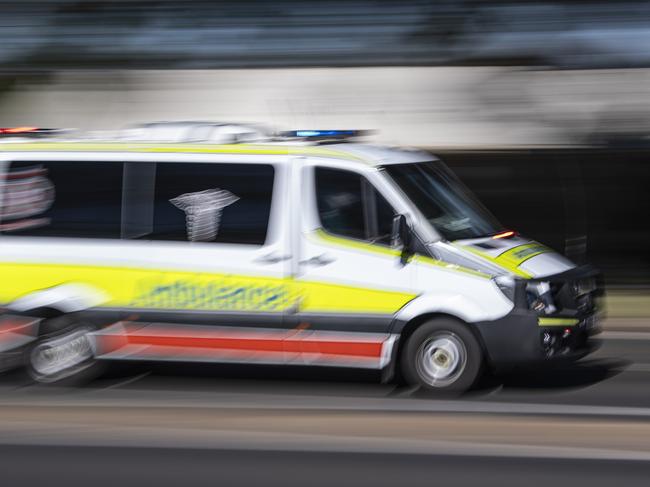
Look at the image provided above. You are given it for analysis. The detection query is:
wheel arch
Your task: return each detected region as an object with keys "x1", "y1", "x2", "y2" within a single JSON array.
[
  {"x1": 5, "y1": 283, "x2": 108, "y2": 316},
  {"x1": 391, "y1": 312, "x2": 491, "y2": 378}
]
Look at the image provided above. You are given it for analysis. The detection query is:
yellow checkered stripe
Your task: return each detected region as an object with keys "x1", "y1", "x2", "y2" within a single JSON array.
[
  {"x1": 312, "y1": 230, "x2": 491, "y2": 279},
  {"x1": 0, "y1": 261, "x2": 414, "y2": 315},
  {"x1": 538, "y1": 317, "x2": 580, "y2": 327},
  {"x1": 0, "y1": 142, "x2": 365, "y2": 163},
  {"x1": 459, "y1": 242, "x2": 552, "y2": 279}
]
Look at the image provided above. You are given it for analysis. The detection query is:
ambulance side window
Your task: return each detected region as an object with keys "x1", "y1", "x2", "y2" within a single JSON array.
[
  {"x1": 315, "y1": 167, "x2": 396, "y2": 245},
  {"x1": 148, "y1": 162, "x2": 274, "y2": 245},
  {"x1": 1, "y1": 160, "x2": 123, "y2": 238},
  {"x1": 374, "y1": 186, "x2": 396, "y2": 245}
]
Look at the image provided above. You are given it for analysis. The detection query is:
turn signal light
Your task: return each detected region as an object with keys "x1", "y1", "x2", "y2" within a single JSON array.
[{"x1": 492, "y1": 230, "x2": 516, "y2": 239}]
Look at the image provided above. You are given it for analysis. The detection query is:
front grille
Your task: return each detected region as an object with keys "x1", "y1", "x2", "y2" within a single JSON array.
[
  {"x1": 547, "y1": 275, "x2": 601, "y2": 317},
  {"x1": 576, "y1": 293, "x2": 594, "y2": 314},
  {"x1": 540, "y1": 324, "x2": 590, "y2": 358}
]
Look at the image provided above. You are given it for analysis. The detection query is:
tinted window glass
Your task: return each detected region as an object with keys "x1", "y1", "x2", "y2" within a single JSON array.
[
  {"x1": 384, "y1": 162, "x2": 502, "y2": 241},
  {"x1": 315, "y1": 168, "x2": 365, "y2": 240},
  {"x1": 1, "y1": 161, "x2": 123, "y2": 238},
  {"x1": 315, "y1": 167, "x2": 395, "y2": 244},
  {"x1": 149, "y1": 162, "x2": 274, "y2": 245},
  {"x1": 374, "y1": 191, "x2": 396, "y2": 245}
]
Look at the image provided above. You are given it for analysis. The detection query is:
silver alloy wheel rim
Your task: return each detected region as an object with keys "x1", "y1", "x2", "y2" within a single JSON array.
[
  {"x1": 30, "y1": 327, "x2": 94, "y2": 381},
  {"x1": 415, "y1": 333, "x2": 467, "y2": 388}
]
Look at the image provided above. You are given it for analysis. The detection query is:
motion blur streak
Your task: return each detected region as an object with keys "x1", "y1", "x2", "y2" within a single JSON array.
[{"x1": 1, "y1": 1, "x2": 650, "y2": 486}]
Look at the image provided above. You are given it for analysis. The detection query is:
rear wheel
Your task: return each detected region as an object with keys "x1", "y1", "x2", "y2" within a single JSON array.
[
  {"x1": 400, "y1": 318, "x2": 484, "y2": 394},
  {"x1": 25, "y1": 315, "x2": 103, "y2": 385}
]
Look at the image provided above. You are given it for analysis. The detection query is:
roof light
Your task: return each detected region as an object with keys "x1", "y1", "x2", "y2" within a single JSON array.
[
  {"x1": 492, "y1": 230, "x2": 517, "y2": 239},
  {"x1": 281, "y1": 129, "x2": 371, "y2": 139},
  {"x1": 0, "y1": 127, "x2": 66, "y2": 139}
]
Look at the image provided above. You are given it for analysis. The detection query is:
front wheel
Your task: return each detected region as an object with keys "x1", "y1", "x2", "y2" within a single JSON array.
[
  {"x1": 400, "y1": 318, "x2": 484, "y2": 394},
  {"x1": 25, "y1": 315, "x2": 103, "y2": 385}
]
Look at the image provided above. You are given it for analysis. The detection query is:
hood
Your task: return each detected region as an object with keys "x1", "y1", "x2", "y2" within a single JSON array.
[{"x1": 454, "y1": 235, "x2": 575, "y2": 279}]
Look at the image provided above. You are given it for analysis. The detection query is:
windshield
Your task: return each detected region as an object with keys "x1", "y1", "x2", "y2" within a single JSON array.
[{"x1": 382, "y1": 161, "x2": 503, "y2": 241}]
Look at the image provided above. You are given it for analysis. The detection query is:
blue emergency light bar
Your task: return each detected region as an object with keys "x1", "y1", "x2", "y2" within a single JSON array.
[{"x1": 281, "y1": 129, "x2": 372, "y2": 139}]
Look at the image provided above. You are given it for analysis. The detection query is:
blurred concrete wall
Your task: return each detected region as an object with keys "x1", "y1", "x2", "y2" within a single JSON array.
[
  {"x1": 1, "y1": 67, "x2": 649, "y2": 283},
  {"x1": 1, "y1": 67, "x2": 649, "y2": 147}
]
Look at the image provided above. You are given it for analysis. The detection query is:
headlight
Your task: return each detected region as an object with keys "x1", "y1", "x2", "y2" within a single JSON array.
[
  {"x1": 573, "y1": 277, "x2": 596, "y2": 297},
  {"x1": 526, "y1": 281, "x2": 557, "y2": 315},
  {"x1": 494, "y1": 275, "x2": 516, "y2": 302}
]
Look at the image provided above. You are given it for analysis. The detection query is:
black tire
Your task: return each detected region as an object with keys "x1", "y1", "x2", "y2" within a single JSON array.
[
  {"x1": 24, "y1": 314, "x2": 104, "y2": 385},
  {"x1": 400, "y1": 318, "x2": 484, "y2": 394}
]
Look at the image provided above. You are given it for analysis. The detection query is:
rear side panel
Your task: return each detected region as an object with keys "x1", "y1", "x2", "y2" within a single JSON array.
[{"x1": 0, "y1": 151, "x2": 402, "y2": 369}]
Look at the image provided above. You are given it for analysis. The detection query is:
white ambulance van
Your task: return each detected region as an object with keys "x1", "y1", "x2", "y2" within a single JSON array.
[{"x1": 0, "y1": 129, "x2": 602, "y2": 392}]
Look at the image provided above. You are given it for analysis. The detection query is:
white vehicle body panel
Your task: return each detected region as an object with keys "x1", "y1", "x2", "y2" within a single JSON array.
[
  {"x1": 520, "y1": 252, "x2": 575, "y2": 277},
  {"x1": 0, "y1": 140, "x2": 584, "y2": 372}
]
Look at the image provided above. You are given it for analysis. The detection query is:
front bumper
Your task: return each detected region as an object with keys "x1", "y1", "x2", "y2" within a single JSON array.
[
  {"x1": 474, "y1": 264, "x2": 603, "y2": 370},
  {"x1": 474, "y1": 309, "x2": 599, "y2": 370}
]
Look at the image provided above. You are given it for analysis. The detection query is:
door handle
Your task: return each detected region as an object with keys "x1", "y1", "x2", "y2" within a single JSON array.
[
  {"x1": 299, "y1": 254, "x2": 336, "y2": 267},
  {"x1": 254, "y1": 253, "x2": 291, "y2": 265}
]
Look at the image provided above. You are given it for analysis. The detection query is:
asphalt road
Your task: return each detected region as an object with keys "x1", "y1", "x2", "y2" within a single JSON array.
[
  {"x1": 2, "y1": 445, "x2": 650, "y2": 487},
  {"x1": 1, "y1": 333, "x2": 650, "y2": 486}
]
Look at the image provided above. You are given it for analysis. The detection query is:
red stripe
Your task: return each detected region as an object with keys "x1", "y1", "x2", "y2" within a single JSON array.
[
  {"x1": 0, "y1": 317, "x2": 38, "y2": 335},
  {"x1": 126, "y1": 334, "x2": 383, "y2": 358},
  {"x1": 129, "y1": 345, "x2": 379, "y2": 365},
  {"x1": 288, "y1": 338, "x2": 382, "y2": 357}
]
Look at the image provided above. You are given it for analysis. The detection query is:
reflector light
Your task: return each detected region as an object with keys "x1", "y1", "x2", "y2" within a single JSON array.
[
  {"x1": 492, "y1": 230, "x2": 516, "y2": 239},
  {"x1": 0, "y1": 127, "x2": 39, "y2": 134}
]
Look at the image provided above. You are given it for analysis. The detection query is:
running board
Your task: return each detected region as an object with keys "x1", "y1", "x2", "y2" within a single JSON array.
[{"x1": 91, "y1": 322, "x2": 398, "y2": 370}]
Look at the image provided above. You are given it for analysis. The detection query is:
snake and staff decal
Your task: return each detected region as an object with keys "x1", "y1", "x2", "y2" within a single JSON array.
[{"x1": 170, "y1": 188, "x2": 239, "y2": 242}]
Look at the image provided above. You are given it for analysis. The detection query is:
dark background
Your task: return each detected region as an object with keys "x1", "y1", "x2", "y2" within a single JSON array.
[
  {"x1": 440, "y1": 149, "x2": 649, "y2": 286},
  {"x1": 1, "y1": 0, "x2": 648, "y2": 287}
]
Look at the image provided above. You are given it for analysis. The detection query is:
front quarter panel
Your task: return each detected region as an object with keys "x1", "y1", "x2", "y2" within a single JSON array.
[{"x1": 395, "y1": 261, "x2": 514, "y2": 325}]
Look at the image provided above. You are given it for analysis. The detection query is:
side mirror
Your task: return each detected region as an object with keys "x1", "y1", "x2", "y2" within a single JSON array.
[{"x1": 391, "y1": 214, "x2": 414, "y2": 266}]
